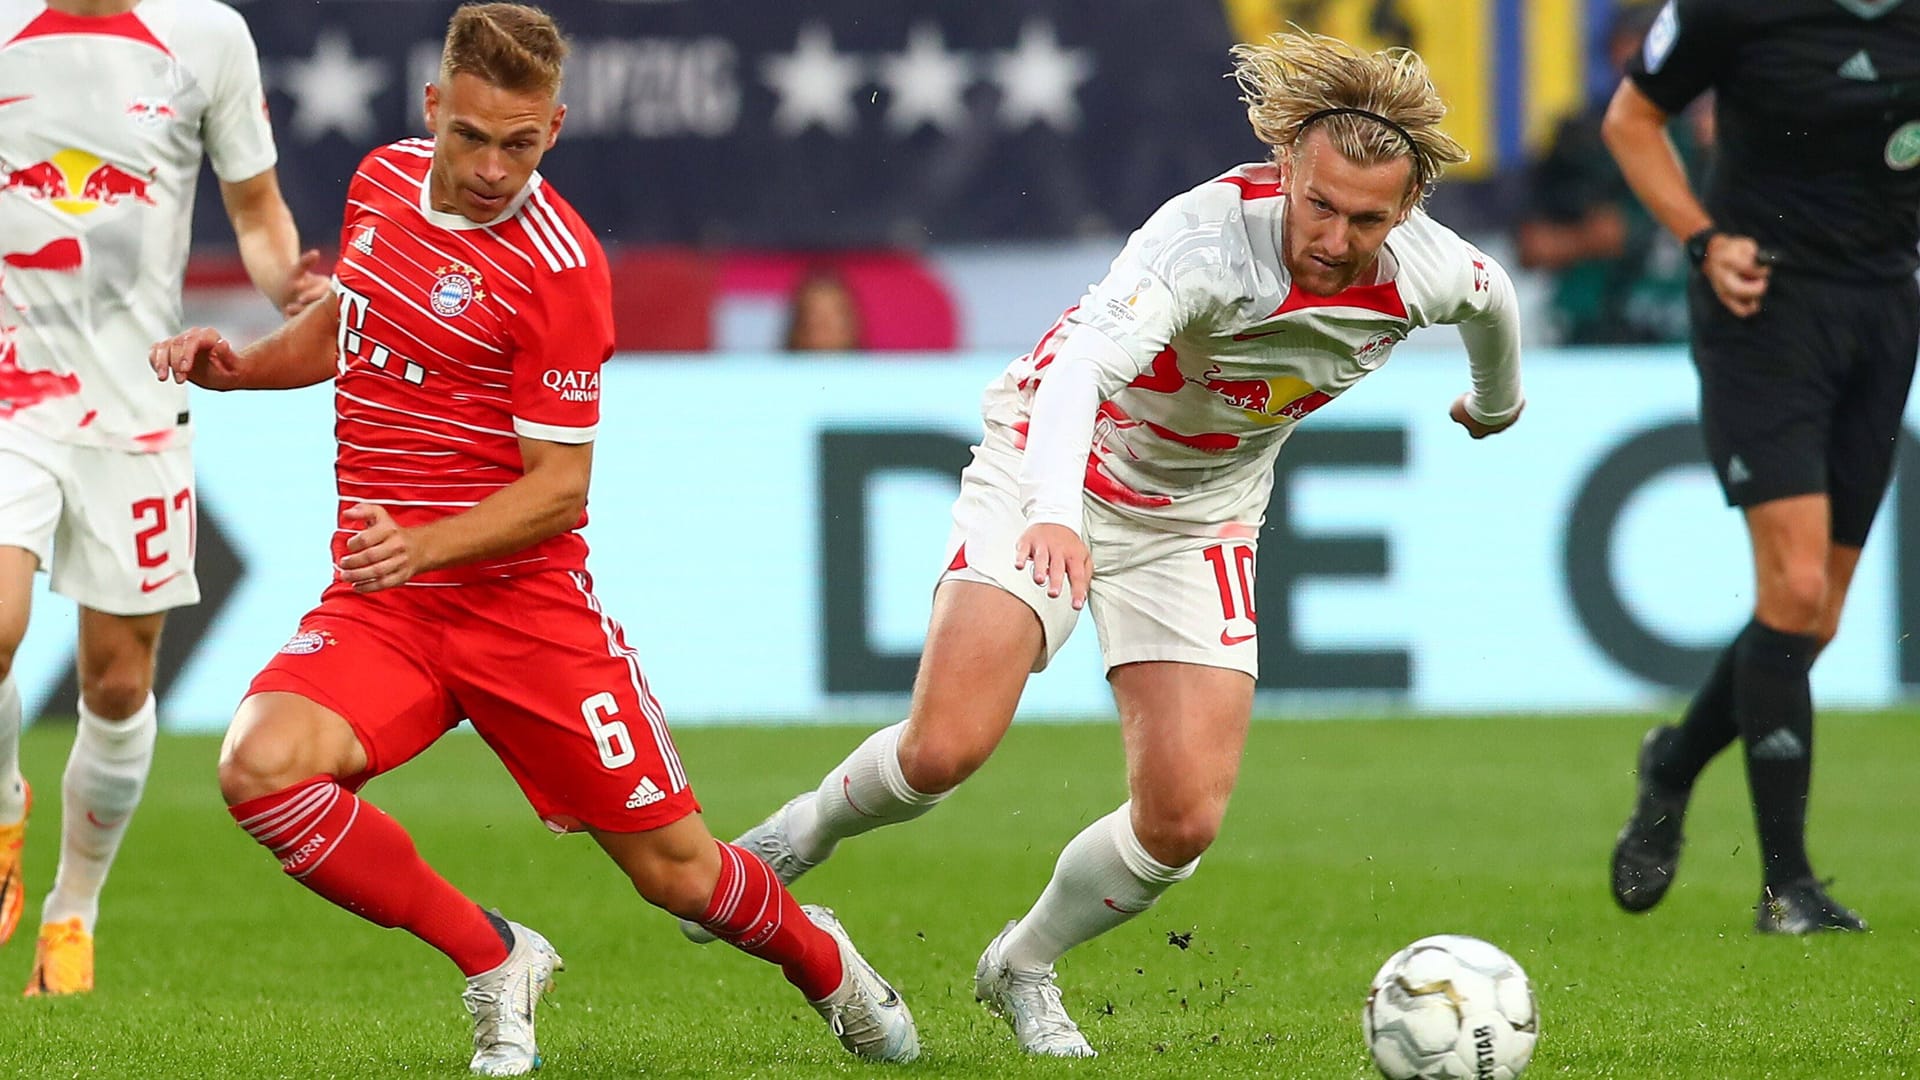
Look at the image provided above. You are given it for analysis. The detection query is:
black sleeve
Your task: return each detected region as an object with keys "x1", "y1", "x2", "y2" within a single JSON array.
[{"x1": 1625, "y1": 0, "x2": 1732, "y2": 115}]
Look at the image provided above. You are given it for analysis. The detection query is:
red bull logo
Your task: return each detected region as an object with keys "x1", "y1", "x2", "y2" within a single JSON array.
[
  {"x1": 3, "y1": 148, "x2": 154, "y2": 215},
  {"x1": 1201, "y1": 367, "x2": 1274, "y2": 413},
  {"x1": 125, "y1": 98, "x2": 177, "y2": 125},
  {"x1": 2, "y1": 237, "x2": 82, "y2": 273},
  {"x1": 1199, "y1": 365, "x2": 1332, "y2": 424},
  {"x1": 0, "y1": 329, "x2": 82, "y2": 419}
]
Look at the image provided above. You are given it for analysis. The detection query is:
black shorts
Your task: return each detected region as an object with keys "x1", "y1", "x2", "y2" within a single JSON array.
[{"x1": 1690, "y1": 271, "x2": 1920, "y2": 547}]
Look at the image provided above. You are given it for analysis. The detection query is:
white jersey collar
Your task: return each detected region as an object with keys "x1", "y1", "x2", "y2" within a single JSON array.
[{"x1": 416, "y1": 167, "x2": 542, "y2": 231}]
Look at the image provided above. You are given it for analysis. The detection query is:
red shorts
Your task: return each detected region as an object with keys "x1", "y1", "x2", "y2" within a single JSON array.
[{"x1": 248, "y1": 570, "x2": 699, "y2": 833}]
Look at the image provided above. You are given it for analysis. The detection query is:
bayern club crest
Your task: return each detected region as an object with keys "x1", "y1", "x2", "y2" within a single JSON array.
[
  {"x1": 429, "y1": 262, "x2": 485, "y2": 317},
  {"x1": 278, "y1": 629, "x2": 335, "y2": 655}
]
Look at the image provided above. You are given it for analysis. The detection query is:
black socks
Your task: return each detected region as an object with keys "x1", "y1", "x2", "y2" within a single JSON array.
[{"x1": 1731, "y1": 620, "x2": 1818, "y2": 887}]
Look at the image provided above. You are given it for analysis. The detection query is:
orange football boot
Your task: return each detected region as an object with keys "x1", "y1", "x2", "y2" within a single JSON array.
[
  {"x1": 24, "y1": 917, "x2": 93, "y2": 996},
  {"x1": 0, "y1": 781, "x2": 28, "y2": 945}
]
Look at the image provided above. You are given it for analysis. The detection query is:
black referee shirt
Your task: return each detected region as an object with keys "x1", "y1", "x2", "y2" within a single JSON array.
[{"x1": 1627, "y1": 0, "x2": 1920, "y2": 281}]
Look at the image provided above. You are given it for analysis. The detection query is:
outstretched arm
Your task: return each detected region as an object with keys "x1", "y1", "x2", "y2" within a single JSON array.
[
  {"x1": 149, "y1": 291, "x2": 340, "y2": 391},
  {"x1": 1450, "y1": 253, "x2": 1524, "y2": 439}
]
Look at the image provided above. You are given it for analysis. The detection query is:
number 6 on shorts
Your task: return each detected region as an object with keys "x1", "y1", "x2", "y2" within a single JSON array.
[{"x1": 580, "y1": 691, "x2": 636, "y2": 769}]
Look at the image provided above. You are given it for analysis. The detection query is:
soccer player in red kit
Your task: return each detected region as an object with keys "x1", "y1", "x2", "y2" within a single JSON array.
[{"x1": 147, "y1": 5, "x2": 917, "y2": 1075}]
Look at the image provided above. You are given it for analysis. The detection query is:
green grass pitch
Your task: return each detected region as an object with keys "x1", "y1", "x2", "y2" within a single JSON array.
[{"x1": 3, "y1": 712, "x2": 1919, "y2": 1078}]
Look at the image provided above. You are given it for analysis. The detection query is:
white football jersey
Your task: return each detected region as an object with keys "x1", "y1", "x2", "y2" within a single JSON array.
[
  {"x1": 984, "y1": 162, "x2": 1520, "y2": 536},
  {"x1": 0, "y1": 0, "x2": 275, "y2": 452}
]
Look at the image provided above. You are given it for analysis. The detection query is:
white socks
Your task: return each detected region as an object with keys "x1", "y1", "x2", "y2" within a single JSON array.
[
  {"x1": 788, "y1": 721, "x2": 949, "y2": 864},
  {"x1": 42, "y1": 695, "x2": 156, "y2": 931},
  {"x1": 0, "y1": 674, "x2": 23, "y2": 822},
  {"x1": 1001, "y1": 802, "x2": 1198, "y2": 972}
]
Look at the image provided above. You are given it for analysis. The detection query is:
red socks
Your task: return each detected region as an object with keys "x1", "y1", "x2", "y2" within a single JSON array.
[
  {"x1": 230, "y1": 776, "x2": 509, "y2": 976},
  {"x1": 698, "y1": 841, "x2": 843, "y2": 1000},
  {"x1": 235, "y1": 783, "x2": 843, "y2": 996}
]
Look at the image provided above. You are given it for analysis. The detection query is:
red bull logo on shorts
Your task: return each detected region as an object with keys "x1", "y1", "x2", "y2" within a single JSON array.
[{"x1": 2, "y1": 148, "x2": 155, "y2": 215}]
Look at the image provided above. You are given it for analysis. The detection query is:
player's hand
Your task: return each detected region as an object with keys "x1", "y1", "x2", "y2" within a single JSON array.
[
  {"x1": 150, "y1": 327, "x2": 245, "y2": 390},
  {"x1": 338, "y1": 503, "x2": 425, "y2": 593},
  {"x1": 279, "y1": 249, "x2": 329, "y2": 318},
  {"x1": 1449, "y1": 395, "x2": 1522, "y2": 439},
  {"x1": 1702, "y1": 233, "x2": 1770, "y2": 318},
  {"x1": 1014, "y1": 522, "x2": 1093, "y2": 610}
]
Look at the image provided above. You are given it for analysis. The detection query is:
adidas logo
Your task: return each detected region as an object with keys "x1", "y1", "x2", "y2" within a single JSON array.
[
  {"x1": 625, "y1": 776, "x2": 666, "y2": 809},
  {"x1": 352, "y1": 224, "x2": 376, "y2": 255},
  {"x1": 1750, "y1": 728, "x2": 1807, "y2": 761},
  {"x1": 1726, "y1": 455, "x2": 1752, "y2": 485},
  {"x1": 1838, "y1": 49, "x2": 1878, "y2": 81}
]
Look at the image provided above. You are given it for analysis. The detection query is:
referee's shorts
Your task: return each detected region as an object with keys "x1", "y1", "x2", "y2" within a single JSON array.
[{"x1": 1690, "y1": 270, "x2": 1920, "y2": 547}]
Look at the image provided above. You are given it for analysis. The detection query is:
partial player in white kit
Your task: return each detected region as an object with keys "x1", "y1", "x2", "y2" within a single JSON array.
[
  {"x1": 0, "y1": 0, "x2": 325, "y2": 994},
  {"x1": 682, "y1": 32, "x2": 1526, "y2": 1056}
]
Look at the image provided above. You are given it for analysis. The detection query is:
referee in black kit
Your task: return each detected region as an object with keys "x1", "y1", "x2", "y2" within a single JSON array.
[{"x1": 1603, "y1": 0, "x2": 1920, "y2": 934}]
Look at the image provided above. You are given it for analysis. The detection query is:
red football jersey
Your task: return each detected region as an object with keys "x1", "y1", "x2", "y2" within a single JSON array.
[{"x1": 329, "y1": 138, "x2": 614, "y2": 584}]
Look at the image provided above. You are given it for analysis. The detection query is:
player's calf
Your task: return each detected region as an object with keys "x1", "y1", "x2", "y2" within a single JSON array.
[
  {"x1": 229, "y1": 777, "x2": 511, "y2": 976},
  {"x1": 679, "y1": 839, "x2": 916, "y2": 1059},
  {"x1": 677, "y1": 794, "x2": 822, "y2": 945},
  {"x1": 679, "y1": 724, "x2": 951, "y2": 947}
]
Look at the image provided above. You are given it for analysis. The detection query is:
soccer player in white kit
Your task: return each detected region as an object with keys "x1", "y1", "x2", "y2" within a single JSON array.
[
  {"x1": 684, "y1": 32, "x2": 1527, "y2": 1057},
  {"x1": 0, "y1": 0, "x2": 325, "y2": 994}
]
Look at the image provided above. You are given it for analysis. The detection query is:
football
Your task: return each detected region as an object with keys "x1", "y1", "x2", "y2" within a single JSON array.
[{"x1": 1362, "y1": 934, "x2": 1538, "y2": 1080}]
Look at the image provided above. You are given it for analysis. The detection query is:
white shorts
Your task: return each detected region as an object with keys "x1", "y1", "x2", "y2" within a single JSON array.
[
  {"x1": 0, "y1": 422, "x2": 199, "y2": 615},
  {"x1": 939, "y1": 443, "x2": 1260, "y2": 678}
]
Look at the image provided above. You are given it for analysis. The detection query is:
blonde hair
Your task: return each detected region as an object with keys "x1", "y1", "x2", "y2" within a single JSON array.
[
  {"x1": 440, "y1": 3, "x2": 570, "y2": 98},
  {"x1": 1231, "y1": 30, "x2": 1468, "y2": 200}
]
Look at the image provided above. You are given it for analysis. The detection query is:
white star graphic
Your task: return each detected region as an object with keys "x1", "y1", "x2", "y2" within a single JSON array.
[
  {"x1": 761, "y1": 23, "x2": 865, "y2": 137},
  {"x1": 276, "y1": 30, "x2": 390, "y2": 142},
  {"x1": 991, "y1": 20, "x2": 1094, "y2": 132},
  {"x1": 877, "y1": 23, "x2": 973, "y2": 136}
]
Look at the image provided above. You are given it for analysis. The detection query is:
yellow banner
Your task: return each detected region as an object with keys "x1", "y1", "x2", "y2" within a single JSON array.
[{"x1": 1222, "y1": 0, "x2": 1588, "y2": 174}]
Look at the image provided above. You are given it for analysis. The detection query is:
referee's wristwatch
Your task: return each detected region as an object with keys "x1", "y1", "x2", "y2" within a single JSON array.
[{"x1": 1684, "y1": 226, "x2": 1719, "y2": 269}]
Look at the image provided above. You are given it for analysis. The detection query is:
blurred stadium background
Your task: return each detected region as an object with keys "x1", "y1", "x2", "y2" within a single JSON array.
[
  {"x1": 14, "y1": 0, "x2": 1920, "y2": 732},
  {"x1": 11, "y1": 3, "x2": 1920, "y2": 1076}
]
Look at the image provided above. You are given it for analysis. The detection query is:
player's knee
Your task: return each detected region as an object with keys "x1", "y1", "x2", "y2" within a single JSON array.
[
  {"x1": 78, "y1": 668, "x2": 154, "y2": 721},
  {"x1": 0, "y1": 646, "x2": 16, "y2": 685},
  {"x1": 633, "y1": 872, "x2": 712, "y2": 920},
  {"x1": 1132, "y1": 803, "x2": 1223, "y2": 868},
  {"x1": 895, "y1": 728, "x2": 989, "y2": 795},
  {"x1": 218, "y1": 721, "x2": 320, "y2": 807},
  {"x1": 1761, "y1": 564, "x2": 1828, "y2": 633},
  {"x1": 896, "y1": 751, "x2": 976, "y2": 796},
  {"x1": 624, "y1": 851, "x2": 714, "y2": 918},
  {"x1": 1812, "y1": 621, "x2": 1840, "y2": 656}
]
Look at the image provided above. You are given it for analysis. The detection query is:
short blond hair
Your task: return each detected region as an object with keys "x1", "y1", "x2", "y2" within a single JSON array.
[
  {"x1": 1231, "y1": 30, "x2": 1468, "y2": 200},
  {"x1": 440, "y1": 3, "x2": 570, "y2": 98}
]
